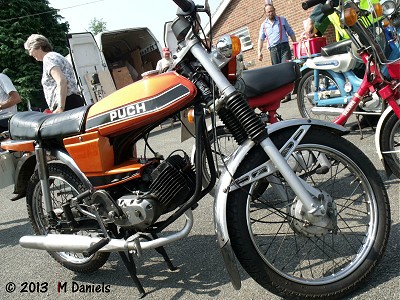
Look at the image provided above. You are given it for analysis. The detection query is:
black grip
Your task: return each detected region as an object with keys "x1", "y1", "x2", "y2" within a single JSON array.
[
  {"x1": 302, "y1": 0, "x2": 326, "y2": 10},
  {"x1": 83, "y1": 237, "x2": 110, "y2": 257},
  {"x1": 173, "y1": 0, "x2": 195, "y2": 13}
]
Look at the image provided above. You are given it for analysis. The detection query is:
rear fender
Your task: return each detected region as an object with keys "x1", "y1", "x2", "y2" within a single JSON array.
[
  {"x1": 214, "y1": 119, "x2": 347, "y2": 289},
  {"x1": 13, "y1": 153, "x2": 36, "y2": 197}
]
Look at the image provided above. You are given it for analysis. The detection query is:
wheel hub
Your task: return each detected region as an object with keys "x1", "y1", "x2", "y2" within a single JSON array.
[{"x1": 289, "y1": 195, "x2": 337, "y2": 237}]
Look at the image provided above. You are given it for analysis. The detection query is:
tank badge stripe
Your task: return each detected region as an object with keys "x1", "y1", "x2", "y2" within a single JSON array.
[{"x1": 86, "y1": 84, "x2": 190, "y2": 130}]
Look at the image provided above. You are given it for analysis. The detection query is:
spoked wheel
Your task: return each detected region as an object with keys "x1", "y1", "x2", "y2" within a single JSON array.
[
  {"x1": 297, "y1": 70, "x2": 341, "y2": 121},
  {"x1": 201, "y1": 126, "x2": 237, "y2": 195},
  {"x1": 381, "y1": 111, "x2": 400, "y2": 178},
  {"x1": 226, "y1": 128, "x2": 390, "y2": 299},
  {"x1": 26, "y1": 163, "x2": 109, "y2": 273}
]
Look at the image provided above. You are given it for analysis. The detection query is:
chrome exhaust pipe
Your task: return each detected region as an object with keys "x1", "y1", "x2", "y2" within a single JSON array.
[
  {"x1": 20, "y1": 210, "x2": 193, "y2": 253},
  {"x1": 310, "y1": 106, "x2": 344, "y2": 116}
]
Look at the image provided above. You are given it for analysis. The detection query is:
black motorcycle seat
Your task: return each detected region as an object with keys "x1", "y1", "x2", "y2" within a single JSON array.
[
  {"x1": 9, "y1": 106, "x2": 90, "y2": 141},
  {"x1": 240, "y1": 62, "x2": 300, "y2": 98},
  {"x1": 321, "y1": 39, "x2": 353, "y2": 57}
]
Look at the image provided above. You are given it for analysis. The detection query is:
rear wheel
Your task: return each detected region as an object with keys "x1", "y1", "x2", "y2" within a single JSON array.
[
  {"x1": 381, "y1": 111, "x2": 400, "y2": 178},
  {"x1": 226, "y1": 128, "x2": 390, "y2": 299},
  {"x1": 26, "y1": 163, "x2": 109, "y2": 273}
]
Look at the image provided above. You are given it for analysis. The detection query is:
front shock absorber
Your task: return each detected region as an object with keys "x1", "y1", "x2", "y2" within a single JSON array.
[
  {"x1": 224, "y1": 91, "x2": 268, "y2": 144},
  {"x1": 217, "y1": 106, "x2": 247, "y2": 145}
]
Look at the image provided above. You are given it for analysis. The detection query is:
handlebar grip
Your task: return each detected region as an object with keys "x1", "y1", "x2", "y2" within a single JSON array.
[
  {"x1": 173, "y1": 0, "x2": 195, "y2": 13},
  {"x1": 302, "y1": 0, "x2": 326, "y2": 10}
]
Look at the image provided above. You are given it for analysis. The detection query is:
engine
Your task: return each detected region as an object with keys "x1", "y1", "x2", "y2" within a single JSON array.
[{"x1": 113, "y1": 153, "x2": 196, "y2": 230}]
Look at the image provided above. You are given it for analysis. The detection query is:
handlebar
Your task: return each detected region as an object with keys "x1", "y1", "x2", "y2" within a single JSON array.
[
  {"x1": 173, "y1": 0, "x2": 195, "y2": 14},
  {"x1": 302, "y1": 0, "x2": 327, "y2": 10}
]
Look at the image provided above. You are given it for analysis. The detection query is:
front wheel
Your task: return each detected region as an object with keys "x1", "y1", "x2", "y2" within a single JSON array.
[
  {"x1": 226, "y1": 128, "x2": 390, "y2": 299},
  {"x1": 381, "y1": 111, "x2": 400, "y2": 178},
  {"x1": 26, "y1": 163, "x2": 110, "y2": 273},
  {"x1": 297, "y1": 70, "x2": 339, "y2": 121}
]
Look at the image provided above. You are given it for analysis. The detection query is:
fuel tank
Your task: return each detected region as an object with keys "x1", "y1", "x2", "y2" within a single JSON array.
[{"x1": 85, "y1": 72, "x2": 197, "y2": 136}]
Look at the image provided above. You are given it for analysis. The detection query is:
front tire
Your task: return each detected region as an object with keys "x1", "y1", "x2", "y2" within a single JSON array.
[
  {"x1": 226, "y1": 128, "x2": 390, "y2": 299},
  {"x1": 381, "y1": 111, "x2": 400, "y2": 178},
  {"x1": 26, "y1": 163, "x2": 109, "y2": 273}
]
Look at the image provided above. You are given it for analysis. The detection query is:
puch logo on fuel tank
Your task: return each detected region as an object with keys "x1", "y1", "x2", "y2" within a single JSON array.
[
  {"x1": 110, "y1": 102, "x2": 146, "y2": 121},
  {"x1": 86, "y1": 84, "x2": 191, "y2": 130}
]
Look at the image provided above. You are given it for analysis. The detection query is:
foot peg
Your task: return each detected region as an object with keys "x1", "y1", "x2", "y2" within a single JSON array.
[{"x1": 83, "y1": 237, "x2": 110, "y2": 257}]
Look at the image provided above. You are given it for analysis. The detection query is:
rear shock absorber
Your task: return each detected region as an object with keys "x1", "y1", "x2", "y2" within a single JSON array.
[{"x1": 225, "y1": 91, "x2": 268, "y2": 144}]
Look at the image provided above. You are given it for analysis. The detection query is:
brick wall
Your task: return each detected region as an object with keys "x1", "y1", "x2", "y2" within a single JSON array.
[{"x1": 212, "y1": 0, "x2": 336, "y2": 69}]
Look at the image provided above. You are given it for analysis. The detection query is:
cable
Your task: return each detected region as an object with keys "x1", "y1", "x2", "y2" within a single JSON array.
[{"x1": 0, "y1": 0, "x2": 104, "y2": 23}]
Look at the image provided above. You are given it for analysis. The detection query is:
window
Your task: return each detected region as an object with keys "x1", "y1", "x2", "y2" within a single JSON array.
[{"x1": 230, "y1": 27, "x2": 253, "y2": 51}]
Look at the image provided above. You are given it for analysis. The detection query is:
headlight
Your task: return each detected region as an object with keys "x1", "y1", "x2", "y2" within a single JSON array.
[
  {"x1": 381, "y1": 0, "x2": 396, "y2": 16},
  {"x1": 216, "y1": 35, "x2": 241, "y2": 58}
]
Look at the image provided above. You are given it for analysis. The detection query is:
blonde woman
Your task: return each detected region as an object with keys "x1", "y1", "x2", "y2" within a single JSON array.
[{"x1": 24, "y1": 34, "x2": 84, "y2": 113}]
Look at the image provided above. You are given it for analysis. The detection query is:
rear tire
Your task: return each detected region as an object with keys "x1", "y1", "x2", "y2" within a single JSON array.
[
  {"x1": 226, "y1": 128, "x2": 390, "y2": 299},
  {"x1": 26, "y1": 163, "x2": 109, "y2": 273},
  {"x1": 381, "y1": 111, "x2": 400, "y2": 178}
]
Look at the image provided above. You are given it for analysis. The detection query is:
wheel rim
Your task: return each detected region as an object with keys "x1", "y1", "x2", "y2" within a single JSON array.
[
  {"x1": 32, "y1": 175, "x2": 94, "y2": 264},
  {"x1": 246, "y1": 144, "x2": 378, "y2": 285},
  {"x1": 299, "y1": 73, "x2": 338, "y2": 122}
]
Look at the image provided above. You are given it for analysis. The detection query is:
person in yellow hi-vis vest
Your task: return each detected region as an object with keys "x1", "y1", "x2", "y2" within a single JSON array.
[{"x1": 302, "y1": 0, "x2": 380, "y2": 41}]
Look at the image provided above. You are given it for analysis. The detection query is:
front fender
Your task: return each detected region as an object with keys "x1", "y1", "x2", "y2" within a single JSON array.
[{"x1": 214, "y1": 119, "x2": 348, "y2": 289}]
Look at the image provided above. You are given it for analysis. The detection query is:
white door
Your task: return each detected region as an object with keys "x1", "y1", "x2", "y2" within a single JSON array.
[{"x1": 67, "y1": 32, "x2": 116, "y2": 104}]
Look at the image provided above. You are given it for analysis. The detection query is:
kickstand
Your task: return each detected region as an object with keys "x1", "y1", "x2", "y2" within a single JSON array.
[
  {"x1": 151, "y1": 233, "x2": 177, "y2": 271},
  {"x1": 119, "y1": 251, "x2": 146, "y2": 298},
  {"x1": 355, "y1": 115, "x2": 365, "y2": 140}
]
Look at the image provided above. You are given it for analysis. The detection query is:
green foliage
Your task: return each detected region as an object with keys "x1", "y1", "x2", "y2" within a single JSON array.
[
  {"x1": 0, "y1": 0, "x2": 69, "y2": 111},
  {"x1": 88, "y1": 18, "x2": 107, "y2": 35}
]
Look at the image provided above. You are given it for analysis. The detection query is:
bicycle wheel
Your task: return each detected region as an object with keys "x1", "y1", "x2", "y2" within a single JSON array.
[
  {"x1": 297, "y1": 70, "x2": 340, "y2": 121},
  {"x1": 381, "y1": 111, "x2": 400, "y2": 178},
  {"x1": 26, "y1": 163, "x2": 110, "y2": 273},
  {"x1": 226, "y1": 127, "x2": 390, "y2": 299}
]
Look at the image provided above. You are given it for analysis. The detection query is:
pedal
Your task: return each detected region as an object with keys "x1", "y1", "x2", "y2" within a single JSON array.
[{"x1": 83, "y1": 237, "x2": 110, "y2": 257}]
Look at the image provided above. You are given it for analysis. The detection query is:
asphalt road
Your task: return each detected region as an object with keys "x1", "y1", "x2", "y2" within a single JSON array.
[{"x1": 0, "y1": 100, "x2": 398, "y2": 300}]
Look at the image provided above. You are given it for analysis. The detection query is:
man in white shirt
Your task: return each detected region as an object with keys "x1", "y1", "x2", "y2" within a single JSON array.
[
  {"x1": 0, "y1": 73, "x2": 21, "y2": 131},
  {"x1": 156, "y1": 48, "x2": 173, "y2": 73}
]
